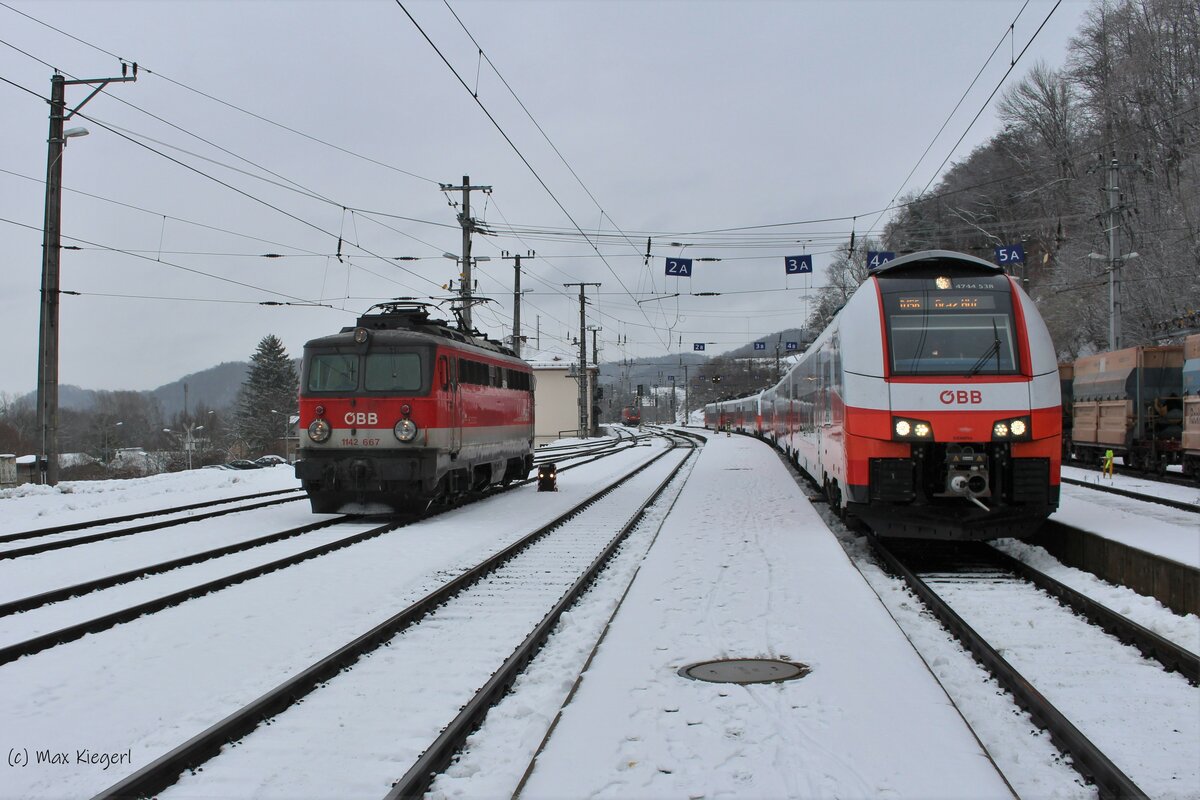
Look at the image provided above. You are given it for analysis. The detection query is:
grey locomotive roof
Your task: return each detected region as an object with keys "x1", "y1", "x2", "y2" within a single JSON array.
[{"x1": 871, "y1": 249, "x2": 1002, "y2": 275}]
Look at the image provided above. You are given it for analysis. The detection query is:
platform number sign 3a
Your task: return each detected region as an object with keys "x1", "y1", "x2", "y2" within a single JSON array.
[
  {"x1": 866, "y1": 251, "x2": 895, "y2": 270},
  {"x1": 665, "y1": 257, "x2": 693, "y2": 277},
  {"x1": 753, "y1": 342, "x2": 766, "y2": 351},
  {"x1": 994, "y1": 244, "x2": 1025, "y2": 265},
  {"x1": 785, "y1": 255, "x2": 813, "y2": 274}
]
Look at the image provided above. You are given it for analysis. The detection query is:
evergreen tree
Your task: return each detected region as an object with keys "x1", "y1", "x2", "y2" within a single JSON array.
[{"x1": 236, "y1": 335, "x2": 299, "y2": 455}]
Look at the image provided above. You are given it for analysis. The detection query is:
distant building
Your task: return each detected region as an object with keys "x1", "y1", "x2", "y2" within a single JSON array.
[{"x1": 525, "y1": 348, "x2": 600, "y2": 446}]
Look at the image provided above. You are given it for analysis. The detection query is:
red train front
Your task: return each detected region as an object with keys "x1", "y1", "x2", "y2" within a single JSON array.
[
  {"x1": 709, "y1": 250, "x2": 1062, "y2": 540},
  {"x1": 294, "y1": 303, "x2": 534, "y2": 514}
]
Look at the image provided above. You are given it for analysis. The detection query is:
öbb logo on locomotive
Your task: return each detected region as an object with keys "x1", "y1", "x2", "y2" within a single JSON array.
[
  {"x1": 344, "y1": 411, "x2": 379, "y2": 426},
  {"x1": 940, "y1": 390, "x2": 983, "y2": 405}
]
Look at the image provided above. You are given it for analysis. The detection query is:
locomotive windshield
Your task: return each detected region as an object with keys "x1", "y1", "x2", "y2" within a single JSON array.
[
  {"x1": 305, "y1": 349, "x2": 429, "y2": 393},
  {"x1": 880, "y1": 274, "x2": 1019, "y2": 376}
]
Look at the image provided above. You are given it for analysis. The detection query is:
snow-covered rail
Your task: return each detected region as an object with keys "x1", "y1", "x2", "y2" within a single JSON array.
[
  {"x1": 872, "y1": 538, "x2": 1199, "y2": 798},
  {"x1": 93, "y1": 436, "x2": 697, "y2": 799}
]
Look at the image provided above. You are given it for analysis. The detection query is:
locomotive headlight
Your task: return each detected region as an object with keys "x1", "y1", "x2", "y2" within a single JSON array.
[
  {"x1": 993, "y1": 416, "x2": 1031, "y2": 441},
  {"x1": 893, "y1": 417, "x2": 933, "y2": 441},
  {"x1": 353, "y1": 327, "x2": 369, "y2": 344},
  {"x1": 307, "y1": 418, "x2": 331, "y2": 443},
  {"x1": 394, "y1": 418, "x2": 418, "y2": 442}
]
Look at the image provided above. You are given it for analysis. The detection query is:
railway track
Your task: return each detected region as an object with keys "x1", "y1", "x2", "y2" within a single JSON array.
[
  {"x1": 94, "y1": 434, "x2": 698, "y2": 798},
  {"x1": 870, "y1": 537, "x2": 1199, "y2": 798},
  {"x1": 0, "y1": 432, "x2": 665, "y2": 669},
  {"x1": 1060, "y1": 474, "x2": 1200, "y2": 513}
]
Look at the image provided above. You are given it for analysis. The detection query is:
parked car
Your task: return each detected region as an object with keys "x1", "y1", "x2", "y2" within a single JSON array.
[
  {"x1": 254, "y1": 455, "x2": 288, "y2": 466},
  {"x1": 226, "y1": 459, "x2": 263, "y2": 470}
]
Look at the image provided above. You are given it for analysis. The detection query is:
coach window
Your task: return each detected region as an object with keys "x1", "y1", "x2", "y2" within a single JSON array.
[{"x1": 307, "y1": 353, "x2": 358, "y2": 392}]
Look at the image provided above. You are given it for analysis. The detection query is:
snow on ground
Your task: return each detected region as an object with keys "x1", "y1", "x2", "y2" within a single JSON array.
[
  {"x1": 0, "y1": 436, "x2": 1196, "y2": 798},
  {"x1": 1053, "y1": 473, "x2": 1199, "y2": 568}
]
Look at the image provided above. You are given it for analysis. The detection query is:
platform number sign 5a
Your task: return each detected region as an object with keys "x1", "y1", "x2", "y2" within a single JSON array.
[
  {"x1": 753, "y1": 341, "x2": 766, "y2": 351},
  {"x1": 665, "y1": 257, "x2": 693, "y2": 277},
  {"x1": 866, "y1": 251, "x2": 895, "y2": 270},
  {"x1": 994, "y1": 244, "x2": 1025, "y2": 265},
  {"x1": 785, "y1": 255, "x2": 813, "y2": 274},
  {"x1": 693, "y1": 342, "x2": 706, "y2": 351}
]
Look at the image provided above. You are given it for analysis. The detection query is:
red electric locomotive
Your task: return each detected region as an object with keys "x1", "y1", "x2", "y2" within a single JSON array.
[
  {"x1": 620, "y1": 406, "x2": 642, "y2": 426},
  {"x1": 295, "y1": 302, "x2": 534, "y2": 514}
]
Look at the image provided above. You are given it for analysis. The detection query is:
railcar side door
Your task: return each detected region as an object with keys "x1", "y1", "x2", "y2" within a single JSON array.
[{"x1": 440, "y1": 354, "x2": 461, "y2": 454}]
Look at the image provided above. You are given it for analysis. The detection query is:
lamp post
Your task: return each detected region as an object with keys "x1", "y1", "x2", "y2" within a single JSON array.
[
  {"x1": 103, "y1": 420, "x2": 123, "y2": 463},
  {"x1": 163, "y1": 424, "x2": 204, "y2": 470},
  {"x1": 35, "y1": 68, "x2": 136, "y2": 486},
  {"x1": 270, "y1": 409, "x2": 292, "y2": 461}
]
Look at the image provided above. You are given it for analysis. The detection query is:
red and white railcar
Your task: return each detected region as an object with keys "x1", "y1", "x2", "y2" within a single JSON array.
[
  {"x1": 295, "y1": 303, "x2": 534, "y2": 514},
  {"x1": 708, "y1": 250, "x2": 1061, "y2": 540}
]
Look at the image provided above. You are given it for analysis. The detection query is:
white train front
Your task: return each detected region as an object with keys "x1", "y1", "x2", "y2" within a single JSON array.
[{"x1": 706, "y1": 250, "x2": 1061, "y2": 540}]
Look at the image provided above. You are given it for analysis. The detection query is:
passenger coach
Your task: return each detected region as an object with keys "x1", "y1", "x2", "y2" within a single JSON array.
[{"x1": 707, "y1": 250, "x2": 1061, "y2": 540}]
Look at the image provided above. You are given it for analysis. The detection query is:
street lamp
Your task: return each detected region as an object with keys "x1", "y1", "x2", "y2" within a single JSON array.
[
  {"x1": 269, "y1": 410, "x2": 293, "y2": 461},
  {"x1": 35, "y1": 69, "x2": 136, "y2": 487},
  {"x1": 163, "y1": 424, "x2": 204, "y2": 470},
  {"x1": 103, "y1": 420, "x2": 123, "y2": 463}
]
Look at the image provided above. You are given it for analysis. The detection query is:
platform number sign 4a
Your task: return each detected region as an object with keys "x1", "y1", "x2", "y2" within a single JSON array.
[
  {"x1": 866, "y1": 251, "x2": 895, "y2": 270},
  {"x1": 785, "y1": 255, "x2": 813, "y2": 274},
  {"x1": 665, "y1": 257, "x2": 693, "y2": 277},
  {"x1": 693, "y1": 343, "x2": 706, "y2": 351},
  {"x1": 994, "y1": 244, "x2": 1025, "y2": 265},
  {"x1": 785, "y1": 341, "x2": 799, "y2": 351},
  {"x1": 753, "y1": 342, "x2": 766, "y2": 351}
]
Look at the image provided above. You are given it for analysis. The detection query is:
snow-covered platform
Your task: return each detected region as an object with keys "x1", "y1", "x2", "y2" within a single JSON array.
[
  {"x1": 520, "y1": 431, "x2": 1013, "y2": 798},
  {"x1": 1054, "y1": 466, "x2": 1199, "y2": 569}
]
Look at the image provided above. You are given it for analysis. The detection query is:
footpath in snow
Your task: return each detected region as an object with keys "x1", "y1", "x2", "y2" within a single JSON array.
[{"x1": 519, "y1": 432, "x2": 1012, "y2": 798}]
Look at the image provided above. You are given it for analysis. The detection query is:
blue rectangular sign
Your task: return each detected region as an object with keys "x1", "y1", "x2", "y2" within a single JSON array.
[
  {"x1": 995, "y1": 244, "x2": 1025, "y2": 265},
  {"x1": 693, "y1": 342, "x2": 705, "y2": 351},
  {"x1": 866, "y1": 251, "x2": 896, "y2": 270},
  {"x1": 785, "y1": 255, "x2": 813, "y2": 274},
  {"x1": 665, "y1": 257, "x2": 693, "y2": 277},
  {"x1": 785, "y1": 341, "x2": 798, "y2": 351},
  {"x1": 753, "y1": 341, "x2": 766, "y2": 351}
]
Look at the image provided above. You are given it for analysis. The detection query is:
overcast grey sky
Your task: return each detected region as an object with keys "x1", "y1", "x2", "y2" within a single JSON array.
[{"x1": 0, "y1": 0, "x2": 1092, "y2": 395}]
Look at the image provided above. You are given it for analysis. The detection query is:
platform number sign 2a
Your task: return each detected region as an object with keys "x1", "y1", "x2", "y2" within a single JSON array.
[
  {"x1": 994, "y1": 244, "x2": 1025, "y2": 265},
  {"x1": 785, "y1": 255, "x2": 813, "y2": 274},
  {"x1": 693, "y1": 343, "x2": 705, "y2": 351},
  {"x1": 665, "y1": 257, "x2": 693, "y2": 277},
  {"x1": 866, "y1": 251, "x2": 895, "y2": 270}
]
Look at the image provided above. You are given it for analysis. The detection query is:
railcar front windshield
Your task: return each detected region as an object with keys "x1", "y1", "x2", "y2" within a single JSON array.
[
  {"x1": 364, "y1": 352, "x2": 422, "y2": 391},
  {"x1": 880, "y1": 273, "x2": 1020, "y2": 376}
]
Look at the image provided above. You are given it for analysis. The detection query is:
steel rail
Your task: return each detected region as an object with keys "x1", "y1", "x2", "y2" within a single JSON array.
[
  {"x1": 0, "y1": 516, "x2": 351, "y2": 618},
  {"x1": 0, "y1": 487, "x2": 302, "y2": 545},
  {"x1": 386, "y1": 435, "x2": 697, "y2": 799},
  {"x1": 986, "y1": 546, "x2": 1199, "y2": 684},
  {"x1": 1061, "y1": 476, "x2": 1199, "y2": 513},
  {"x1": 92, "y1": 441, "x2": 682, "y2": 800},
  {"x1": 869, "y1": 536, "x2": 1150, "y2": 800},
  {"x1": 0, "y1": 493, "x2": 306, "y2": 560}
]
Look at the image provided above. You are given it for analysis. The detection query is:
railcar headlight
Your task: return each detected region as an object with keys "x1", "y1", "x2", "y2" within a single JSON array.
[
  {"x1": 992, "y1": 416, "x2": 1031, "y2": 441},
  {"x1": 307, "y1": 418, "x2": 331, "y2": 443},
  {"x1": 893, "y1": 417, "x2": 933, "y2": 441},
  {"x1": 394, "y1": 418, "x2": 418, "y2": 442},
  {"x1": 353, "y1": 327, "x2": 369, "y2": 344}
]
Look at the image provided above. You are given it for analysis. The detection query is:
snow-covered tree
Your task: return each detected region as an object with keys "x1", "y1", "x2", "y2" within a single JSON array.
[{"x1": 236, "y1": 335, "x2": 298, "y2": 455}]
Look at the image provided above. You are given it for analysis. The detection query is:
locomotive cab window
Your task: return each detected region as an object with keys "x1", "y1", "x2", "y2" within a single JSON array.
[
  {"x1": 307, "y1": 353, "x2": 359, "y2": 392},
  {"x1": 365, "y1": 352, "x2": 423, "y2": 392},
  {"x1": 881, "y1": 274, "x2": 1020, "y2": 376}
]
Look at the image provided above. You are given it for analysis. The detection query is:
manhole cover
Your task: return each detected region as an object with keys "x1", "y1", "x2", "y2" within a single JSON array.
[{"x1": 678, "y1": 658, "x2": 810, "y2": 684}]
